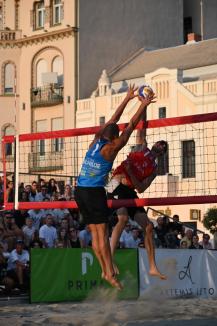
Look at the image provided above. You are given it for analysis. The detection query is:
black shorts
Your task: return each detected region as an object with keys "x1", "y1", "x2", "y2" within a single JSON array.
[
  {"x1": 107, "y1": 183, "x2": 145, "y2": 219},
  {"x1": 74, "y1": 186, "x2": 110, "y2": 224}
]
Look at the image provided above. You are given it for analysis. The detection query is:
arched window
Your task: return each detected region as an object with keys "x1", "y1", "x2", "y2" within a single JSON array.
[
  {"x1": 36, "y1": 59, "x2": 47, "y2": 87},
  {"x1": 4, "y1": 63, "x2": 15, "y2": 94},
  {"x1": 4, "y1": 125, "x2": 15, "y2": 156},
  {"x1": 52, "y1": 56, "x2": 63, "y2": 85}
]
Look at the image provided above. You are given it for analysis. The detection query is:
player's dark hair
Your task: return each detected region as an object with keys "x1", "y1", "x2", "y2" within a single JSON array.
[{"x1": 102, "y1": 123, "x2": 119, "y2": 140}]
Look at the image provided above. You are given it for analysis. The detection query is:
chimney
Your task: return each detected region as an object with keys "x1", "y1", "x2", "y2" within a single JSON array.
[{"x1": 186, "y1": 33, "x2": 201, "y2": 44}]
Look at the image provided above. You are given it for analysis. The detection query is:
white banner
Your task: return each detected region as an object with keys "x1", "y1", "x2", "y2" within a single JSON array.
[{"x1": 139, "y1": 248, "x2": 217, "y2": 298}]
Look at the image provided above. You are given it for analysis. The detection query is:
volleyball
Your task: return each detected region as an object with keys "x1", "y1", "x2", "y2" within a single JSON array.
[{"x1": 138, "y1": 84, "x2": 154, "y2": 99}]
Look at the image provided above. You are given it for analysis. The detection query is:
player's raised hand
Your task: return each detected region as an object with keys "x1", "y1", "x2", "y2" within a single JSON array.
[
  {"x1": 126, "y1": 84, "x2": 138, "y2": 100},
  {"x1": 138, "y1": 93, "x2": 157, "y2": 106}
]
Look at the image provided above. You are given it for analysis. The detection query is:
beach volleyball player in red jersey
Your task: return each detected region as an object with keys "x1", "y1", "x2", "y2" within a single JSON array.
[{"x1": 107, "y1": 106, "x2": 168, "y2": 280}]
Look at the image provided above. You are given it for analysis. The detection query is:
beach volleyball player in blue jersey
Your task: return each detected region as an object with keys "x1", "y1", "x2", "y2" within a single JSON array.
[{"x1": 75, "y1": 85, "x2": 156, "y2": 290}]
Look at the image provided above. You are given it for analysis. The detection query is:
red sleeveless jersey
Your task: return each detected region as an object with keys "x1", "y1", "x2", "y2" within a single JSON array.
[{"x1": 113, "y1": 148, "x2": 157, "y2": 188}]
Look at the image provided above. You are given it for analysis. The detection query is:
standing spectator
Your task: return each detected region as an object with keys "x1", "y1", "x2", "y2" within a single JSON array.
[
  {"x1": 199, "y1": 233, "x2": 213, "y2": 249},
  {"x1": 6, "y1": 239, "x2": 29, "y2": 291},
  {"x1": 79, "y1": 225, "x2": 92, "y2": 248},
  {"x1": 22, "y1": 217, "x2": 36, "y2": 248},
  {"x1": 39, "y1": 214, "x2": 57, "y2": 248},
  {"x1": 167, "y1": 214, "x2": 184, "y2": 237},
  {"x1": 189, "y1": 235, "x2": 203, "y2": 249},
  {"x1": 69, "y1": 228, "x2": 80, "y2": 248},
  {"x1": 47, "y1": 178, "x2": 60, "y2": 198},
  {"x1": 154, "y1": 216, "x2": 168, "y2": 248}
]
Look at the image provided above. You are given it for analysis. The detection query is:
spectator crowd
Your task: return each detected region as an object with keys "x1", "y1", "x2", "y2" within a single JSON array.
[{"x1": 0, "y1": 176, "x2": 213, "y2": 295}]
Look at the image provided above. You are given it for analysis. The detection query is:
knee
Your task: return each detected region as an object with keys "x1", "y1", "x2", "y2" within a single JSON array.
[{"x1": 116, "y1": 207, "x2": 129, "y2": 225}]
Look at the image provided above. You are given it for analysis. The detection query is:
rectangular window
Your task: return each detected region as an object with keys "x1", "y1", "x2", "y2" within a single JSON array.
[
  {"x1": 182, "y1": 140, "x2": 195, "y2": 178},
  {"x1": 36, "y1": 120, "x2": 47, "y2": 156},
  {"x1": 159, "y1": 107, "x2": 166, "y2": 119},
  {"x1": 157, "y1": 149, "x2": 169, "y2": 176},
  {"x1": 52, "y1": 117, "x2": 63, "y2": 152},
  {"x1": 99, "y1": 116, "x2": 105, "y2": 126},
  {"x1": 184, "y1": 16, "x2": 193, "y2": 43},
  {"x1": 36, "y1": 2, "x2": 45, "y2": 28},
  {"x1": 53, "y1": 0, "x2": 62, "y2": 25}
]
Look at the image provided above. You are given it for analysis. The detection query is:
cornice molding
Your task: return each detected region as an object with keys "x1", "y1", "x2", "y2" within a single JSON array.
[{"x1": 0, "y1": 27, "x2": 77, "y2": 49}]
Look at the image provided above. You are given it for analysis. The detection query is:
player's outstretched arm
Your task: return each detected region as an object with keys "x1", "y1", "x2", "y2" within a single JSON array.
[
  {"x1": 110, "y1": 94, "x2": 156, "y2": 156},
  {"x1": 124, "y1": 161, "x2": 157, "y2": 193},
  {"x1": 93, "y1": 84, "x2": 138, "y2": 141}
]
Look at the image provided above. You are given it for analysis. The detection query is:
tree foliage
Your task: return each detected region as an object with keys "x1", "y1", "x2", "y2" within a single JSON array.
[{"x1": 203, "y1": 208, "x2": 217, "y2": 234}]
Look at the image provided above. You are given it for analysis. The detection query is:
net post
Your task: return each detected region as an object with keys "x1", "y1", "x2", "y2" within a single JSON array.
[
  {"x1": 2, "y1": 137, "x2": 7, "y2": 208},
  {"x1": 14, "y1": 134, "x2": 19, "y2": 210}
]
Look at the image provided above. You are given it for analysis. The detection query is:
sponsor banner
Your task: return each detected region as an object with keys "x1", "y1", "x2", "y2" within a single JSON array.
[
  {"x1": 139, "y1": 248, "x2": 217, "y2": 298},
  {"x1": 30, "y1": 248, "x2": 138, "y2": 303}
]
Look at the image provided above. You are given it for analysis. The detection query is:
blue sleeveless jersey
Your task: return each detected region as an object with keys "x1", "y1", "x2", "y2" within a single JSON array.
[{"x1": 77, "y1": 138, "x2": 113, "y2": 187}]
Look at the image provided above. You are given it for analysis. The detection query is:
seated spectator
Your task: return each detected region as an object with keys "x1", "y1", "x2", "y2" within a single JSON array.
[
  {"x1": 22, "y1": 217, "x2": 36, "y2": 248},
  {"x1": 180, "y1": 240, "x2": 188, "y2": 249},
  {"x1": 124, "y1": 227, "x2": 142, "y2": 248},
  {"x1": 0, "y1": 243, "x2": 7, "y2": 293},
  {"x1": 79, "y1": 225, "x2": 92, "y2": 248},
  {"x1": 30, "y1": 236, "x2": 43, "y2": 249},
  {"x1": 52, "y1": 206, "x2": 71, "y2": 226},
  {"x1": 56, "y1": 228, "x2": 71, "y2": 248},
  {"x1": 35, "y1": 186, "x2": 50, "y2": 202},
  {"x1": 199, "y1": 233, "x2": 213, "y2": 249},
  {"x1": 60, "y1": 217, "x2": 70, "y2": 233},
  {"x1": 119, "y1": 223, "x2": 133, "y2": 249},
  {"x1": 39, "y1": 214, "x2": 57, "y2": 248},
  {"x1": 154, "y1": 216, "x2": 168, "y2": 248},
  {"x1": 5, "y1": 239, "x2": 29, "y2": 292},
  {"x1": 14, "y1": 194, "x2": 30, "y2": 228},
  {"x1": 2, "y1": 212, "x2": 23, "y2": 251},
  {"x1": 180, "y1": 229, "x2": 193, "y2": 248},
  {"x1": 29, "y1": 181, "x2": 38, "y2": 202},
  {"x1": 69, "y1": 228, "x2": 80, "y2": 248},
  {"x1": 61, "y1": 184, "x2": 74, "y2": 201},
  {"x1": 24, "y1": 184, "x2": 32, "y2": 198},
  {"x1": 189, "y1": 235, "x2": 203, "y2": 249},
  {"x1": 0, "y1": 240, "x2": 10, "y2": 259},
  {"x1": 5, "y1": 180, "x2": 14, "y2": 203},
  {"x1": 164, "y1": 228, "x2": 180, "y2": 249}
]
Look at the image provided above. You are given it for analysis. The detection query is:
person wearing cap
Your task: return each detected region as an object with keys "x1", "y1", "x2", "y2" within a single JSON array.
[{"x1": 5, "y1": 239, "x2": 29, "y2": 291}]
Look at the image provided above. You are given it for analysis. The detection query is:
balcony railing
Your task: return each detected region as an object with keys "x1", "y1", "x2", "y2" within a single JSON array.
[
  {"x1": 0, "y1": 30, "x2": 22, "y2": 41},
  {"x1": 29, "y1": 152, "x2": 64, "y2": 172},
  {"x1": 31, "y1": 85, "x2": 64, "y2": 107}
]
